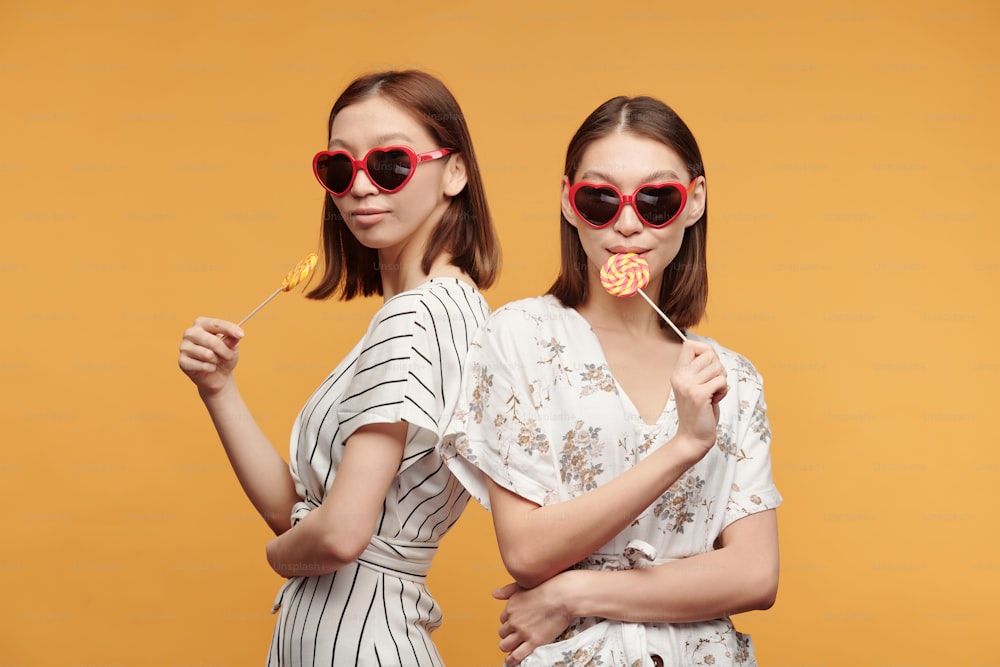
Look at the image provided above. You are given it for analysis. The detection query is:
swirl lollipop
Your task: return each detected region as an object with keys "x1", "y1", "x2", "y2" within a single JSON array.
[
  {"x1": 600, "y1": 252, "x2": 649, "y2": 297},
  {"x1": 600, "y1": 253, "x2": 687, "y2": 341},
  {"x1": 237, "y1": 253, "x2": 318, "y2": 326},
  {"x1": 281, "y1": 253, "x2": 317, "y2": 292}
]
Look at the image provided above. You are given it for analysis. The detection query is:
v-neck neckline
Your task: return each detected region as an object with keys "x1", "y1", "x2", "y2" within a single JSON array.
[{"x1": 560, "y1": 299, "x2": 676, "y2": 429}]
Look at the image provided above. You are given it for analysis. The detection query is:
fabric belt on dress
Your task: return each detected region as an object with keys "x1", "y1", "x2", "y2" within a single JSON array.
[
  {"x1": 355, "y1": 534, "x2": 437, "y2": 581},
  {"x1": 271, "y1": 534, "x2": 438, "y2": 613}
]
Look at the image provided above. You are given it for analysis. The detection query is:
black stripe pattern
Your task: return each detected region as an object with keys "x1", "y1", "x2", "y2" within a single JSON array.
[{"x1": 268, "y1": 278, "x2": 489, "y2": 666}]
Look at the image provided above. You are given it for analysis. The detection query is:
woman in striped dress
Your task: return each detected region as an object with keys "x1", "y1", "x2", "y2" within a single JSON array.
[{"x1": 178, "y1": 70, "x2": 500, "y2": 666}]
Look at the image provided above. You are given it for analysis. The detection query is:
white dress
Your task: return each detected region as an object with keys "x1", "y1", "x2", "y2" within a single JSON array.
[
  {"x1": 440, "y1": 295, "x2": 783, "y2": 667},
  {"x1": 268, "y1": 278, "x2": 489, "y2": 667}
]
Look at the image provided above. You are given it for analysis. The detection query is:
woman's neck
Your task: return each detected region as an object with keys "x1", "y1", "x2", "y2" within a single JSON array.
[
  {"x1": 378, "y1": 251, "x2": 471, "y2": 299},
  {"x1": 575, "y1": 271, "x2": 667, "y2": 337}
]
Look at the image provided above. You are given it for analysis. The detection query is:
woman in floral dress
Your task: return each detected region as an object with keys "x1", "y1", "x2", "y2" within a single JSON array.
[{"x1": 441, "y1": 96, "x2": 781, "y2": 666}]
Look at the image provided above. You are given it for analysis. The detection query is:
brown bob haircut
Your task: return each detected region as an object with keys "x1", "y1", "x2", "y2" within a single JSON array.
[
  {"x1": 306, "y1": 70, "x2": 500, "y2": 301},
  {"x1": 548, "y1": 96, "x2": 708, "y2": 330}
]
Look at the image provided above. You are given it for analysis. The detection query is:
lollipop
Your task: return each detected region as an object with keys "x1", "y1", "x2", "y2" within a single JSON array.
[
  {"x1": 600, "y1": 252, "x2": 649, "y2": 297},
  {"x1": 281, "y1": 253, "x2": 317, "y2": 292},
  {"x1": 237, "y1": 253, "x2": 318, "y2": 327},
  {"x1": 600, "y1": 252, "x2": 687, "y2": 341}
]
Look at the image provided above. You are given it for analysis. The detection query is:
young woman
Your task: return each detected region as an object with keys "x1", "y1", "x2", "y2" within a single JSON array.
[
  {"x1": 441, "y1": 96, "x2": 781, "y2": 666},
  {"x1": 177, "y1": 70, "x2": 499, "y2": 666}
]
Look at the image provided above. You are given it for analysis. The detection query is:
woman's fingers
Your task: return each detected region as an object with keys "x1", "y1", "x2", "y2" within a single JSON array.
[
  {"x1": 195, "y1": 316, "x2": 244, "y2": 340},
  {"x1": 190, "y1": 317, "x2": 244, "y2": 351},
  {"x1": 676, "y1": 338, "x2": 709, "y2": 366},
  {"x1": 498, "y1": 625, "x2": 525, "y2": 664},
  {"x1": 685, "y1": 342, "x2": 724, "y2": 377},
  {"x1": 493, "y1": 582, "x2": 519, "y2": 602},
  {"x1": 178, "y1": 355, "x2": 219, "y2": 374},
  {"x1": 178, "y1": 317, "x2": 245, "y2": 391},
  {"x1": 708, "y1": 373, "x2": 729, "y2": 405},
  {"x1": 179, "y1": 334, "x2": 223, "y2": 363},
  {"x1": 671, "y1": 341, "x2": 730, "y2": 455},
  {"x1": 186, "y1": 319, "x2": 242, "y2": 354},
  {"x1": 505, "y1": 643, "x2": 531, "y2": 667},
  {"x1": 675, "y1": 342, "x2": 727, "y2": 398}
]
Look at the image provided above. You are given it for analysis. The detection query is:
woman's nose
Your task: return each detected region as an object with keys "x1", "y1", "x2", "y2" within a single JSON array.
[
  {"x1": 613, "y1": 203, "x2": 644, "y2": 235},
  {"x1": 350, "y1": 167, "x2": 380, "y2": 196}
]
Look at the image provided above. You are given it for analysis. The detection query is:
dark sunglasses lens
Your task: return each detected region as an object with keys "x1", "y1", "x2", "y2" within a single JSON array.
[
  {"x1": 574, "y1": 186, "x2": 620, "y2": 226},
  {"x1": 367, "y1": 149, "x2": 414, "y2": 192},
  {"x1": 317, "y1": 153, "x2": 354, "y2": 195},
  {"x1": 635, "y1": 185, "x2": 684, "y2": 227}
]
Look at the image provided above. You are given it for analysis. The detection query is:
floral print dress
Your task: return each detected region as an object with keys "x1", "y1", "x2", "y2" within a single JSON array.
[{"x1": 440, "y1": 296, "x2": 782, "y2": 667}]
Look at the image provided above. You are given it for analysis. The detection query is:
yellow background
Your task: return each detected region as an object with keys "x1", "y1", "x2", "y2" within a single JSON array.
[{"x1": 2, "y1": 0, "x2": 997, "y2": 664}]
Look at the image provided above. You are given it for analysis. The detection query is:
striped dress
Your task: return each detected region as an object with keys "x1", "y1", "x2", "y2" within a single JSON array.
[{"x1": 267, "y1": 278, "x2": 489, "y2": 667}]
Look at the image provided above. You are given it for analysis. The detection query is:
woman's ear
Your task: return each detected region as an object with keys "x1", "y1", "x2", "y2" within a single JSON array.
[
  {"x1": 442, "y1": 154, "x2": 468, "y2": 197},
  {"x1": 560, "y1": 176, "x2": 579, "y2": 229},
  {"x1": 682, "y1": 176, "x2": 707, "y2": 228}
]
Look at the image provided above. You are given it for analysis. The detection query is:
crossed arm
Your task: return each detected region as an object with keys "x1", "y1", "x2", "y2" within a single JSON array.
[
  {"x1": 483, "y1": 392, "x2": 778, "y2": 665},
  {"x1": 265, "y1": 422, "x2": 406, "y2": 577},
  {"x1": 492, "y1": 504, "x2": 778, "y2": 665}
]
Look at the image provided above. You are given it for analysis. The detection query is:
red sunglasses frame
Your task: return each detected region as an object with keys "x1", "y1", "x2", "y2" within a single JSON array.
[
  {"x1": 312, "y1": 145, "x2": 455, "y2": 197},
  {"x1": 568, "y1": 180, "x2": 698, "y2": 228}
]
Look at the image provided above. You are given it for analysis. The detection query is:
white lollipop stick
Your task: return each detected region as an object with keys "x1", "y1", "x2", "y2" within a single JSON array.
[
  {"x1": 236, "y1": 253, "x2": 318, "y2": 327},
  {"x1": 601, "y1": 253, "x2": 688, "y2": 342},
  {"x1": 238, "y1": 288, "x2": 282, "y2": 327},
  {"x1": 636, "y1": 288, "x2": 688, "y2": 342}
]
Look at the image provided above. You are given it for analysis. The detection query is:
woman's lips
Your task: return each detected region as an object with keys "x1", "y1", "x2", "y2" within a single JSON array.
[{"x1": 351, "y1": 208, "x2": 388, "y2": 225}]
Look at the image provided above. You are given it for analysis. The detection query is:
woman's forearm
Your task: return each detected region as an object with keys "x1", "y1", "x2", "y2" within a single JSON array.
[
  {"x1": 266, "y1": 422, "x2": 407, "y2": 578},
  {"x1": 266, "y1": 504, "x2": 358, "y2": 578},
  {"x1": 201, "y1": 382, "x2": 299, "y2": 534},
  {"x1": 560, "y1": 511, "x2": 779, "y2": 624},
  {"x1": 490, "y1": 434, "x2": 702, "y2": 588}
]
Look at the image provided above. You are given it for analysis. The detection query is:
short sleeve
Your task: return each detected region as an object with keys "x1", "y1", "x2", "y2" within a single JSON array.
[
  {"x1": 337, "y1": 291, "x2": 466, "y2": 473},
  {"x1": 440, "y1": 304, "x2": 564, "y2": 511},
  {"x1": 721, "y1": 358, "x2": 783, "y2": 529}
]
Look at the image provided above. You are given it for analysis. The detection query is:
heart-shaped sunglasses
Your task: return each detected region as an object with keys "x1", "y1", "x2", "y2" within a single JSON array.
[
  {"x1": 569, "y1": 180, "x2": 698, "y2": 228},
  {"x1": 313, "y1": 146, "x2": 455, "y2": 197}
]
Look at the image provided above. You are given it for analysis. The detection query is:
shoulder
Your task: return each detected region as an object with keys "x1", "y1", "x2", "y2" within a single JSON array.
[
  {"x1": 688, "y1": 332, "x2": 765, "y2": 390},
  {"x1": 483, "y1": 294, "x2": 572, "y2": 331},
  {"x1": 468, "y1": 296, "x2": 580, "y2": 367},
  {"x1": 375, "y1": 278, "x2": 487, "y2": 326}
]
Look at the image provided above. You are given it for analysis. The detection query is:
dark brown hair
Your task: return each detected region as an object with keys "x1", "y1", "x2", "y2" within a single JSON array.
[
  {"x1": 306, "y1": 70, "x2": 499, "y2": 301},
  {"x1": 548, "y1": 96, "x2": 708, "y2": 329}
]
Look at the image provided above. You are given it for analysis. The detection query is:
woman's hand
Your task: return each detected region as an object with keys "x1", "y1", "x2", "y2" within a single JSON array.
[
  {"x1": 670, "y1": 340, "x2": 728, "y2": 463},
  {"x1": 177, "y1": 317, "x2": 245, "y2": 398},
  {"x1": 495, "y1": 575, "x2": 577, "y2": 666}
]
